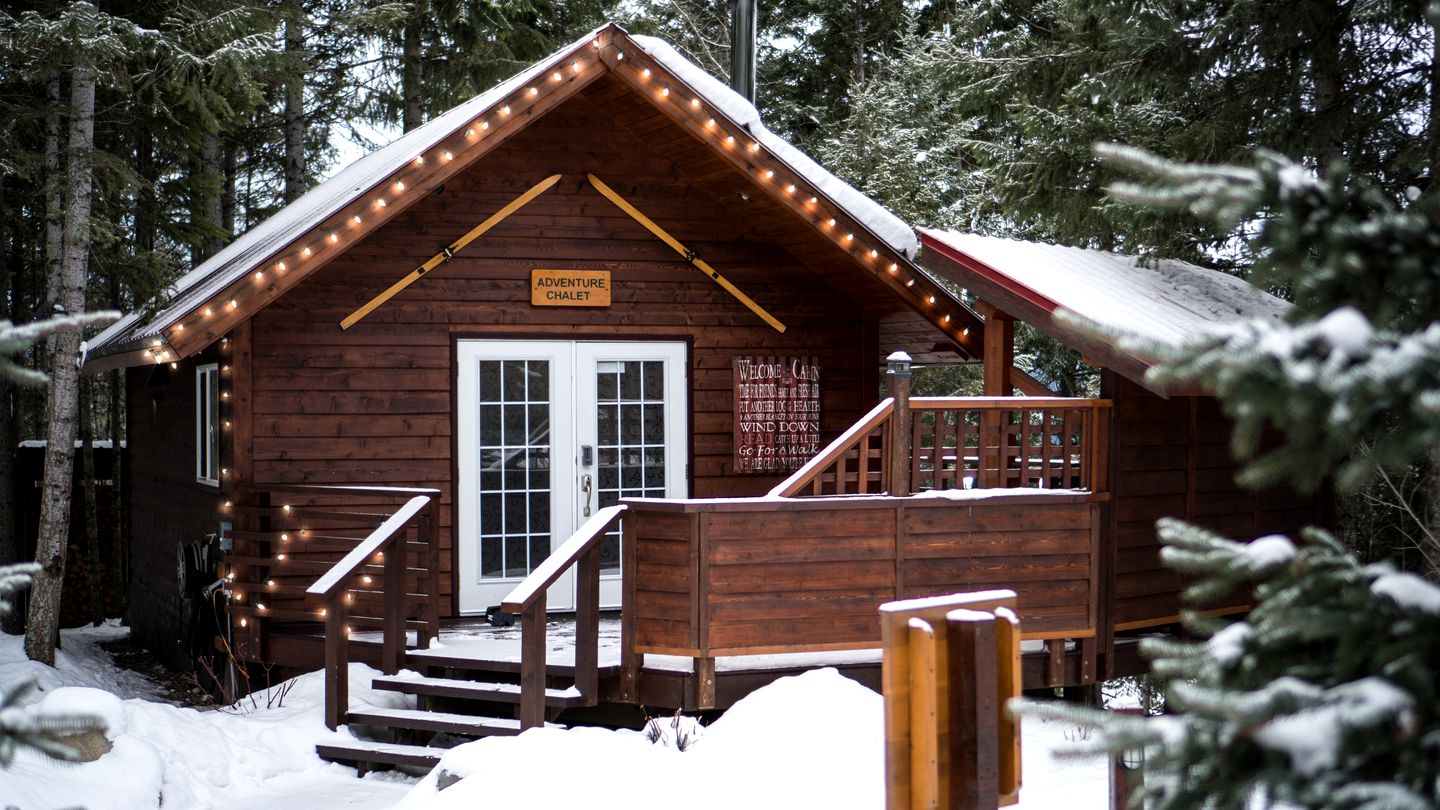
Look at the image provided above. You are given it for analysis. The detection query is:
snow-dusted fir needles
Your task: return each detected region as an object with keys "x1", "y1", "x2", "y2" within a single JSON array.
[
  {"x1": 0, "y1": 312, "x2": 116, "y2": 767},
  {"x1": 1012, "y1": 143, "x2": 1440, "y2": 809}
]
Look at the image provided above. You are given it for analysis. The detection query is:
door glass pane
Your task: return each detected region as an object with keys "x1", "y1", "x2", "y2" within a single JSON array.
[
  {"x1": 594, "y1": 360, "x2": 666, "y2": 574},
  {"x1": 477, "y1": 359, "x2": 551, "y2": 582}
]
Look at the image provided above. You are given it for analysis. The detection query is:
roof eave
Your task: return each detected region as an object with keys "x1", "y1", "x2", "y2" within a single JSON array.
[{"x1": 917, "y1": 229, "x2": 1202, "y2": 397}]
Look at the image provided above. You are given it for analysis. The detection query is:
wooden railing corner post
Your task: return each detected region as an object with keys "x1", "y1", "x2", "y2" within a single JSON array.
[
  {"x1": 575, "y1": 546, "x2": 600, "y2": 704},
  {"x1": 886, "y1": 352, "x2": 914, "y2": 496},
  {"x1": 519, "y1": 593, "x2": 548, "y2": 730},
  {"x1": 382, "y1": 535, "x2": 404, "y2": 675},
  {"x1": 323, "y1": 593, "x2": 348, "y2": 731},
  {"x1": 421, "y1": 505, "x2": 441, "y2": 647}
]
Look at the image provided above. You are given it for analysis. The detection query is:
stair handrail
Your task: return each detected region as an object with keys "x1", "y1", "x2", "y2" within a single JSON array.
[
  {"x1": 768, "y1": 397, "x2": 895, "y2": 497},
  {"x1": 501, "y1": 503, "x2": 628, "y2": 729},
  {"x1": 306, "y1": 494, "x2": 433, "y2": 730}
]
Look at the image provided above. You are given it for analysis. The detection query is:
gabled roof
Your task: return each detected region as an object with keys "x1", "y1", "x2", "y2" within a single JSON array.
[
  {"x1": 86, "y1": 23, "x2": 978, "y2": 371},
  {"x1": 918, "y1": 229, "x2": 1291, "y2": 394}
]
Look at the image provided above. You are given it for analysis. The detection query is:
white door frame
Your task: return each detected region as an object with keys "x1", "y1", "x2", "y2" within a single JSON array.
[{"x1": 456, "y1": 339, "x2": 688, "y2": 614}]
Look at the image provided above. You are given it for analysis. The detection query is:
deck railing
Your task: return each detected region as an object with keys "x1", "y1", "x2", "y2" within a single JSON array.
[
  {"x1": 771, "y1": 396, "x2": 1110, "y2": 498},
  {"x1": 500, "y1": 504, "x2": 625, "y2": 729},
  {"x1": 222, "y1": 484, "x2": 440, "y2": 729}
]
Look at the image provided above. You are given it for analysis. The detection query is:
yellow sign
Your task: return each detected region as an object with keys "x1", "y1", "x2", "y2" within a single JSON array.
[{"x1": 530, "y1": 269, "x2": 611, "y2": 307}]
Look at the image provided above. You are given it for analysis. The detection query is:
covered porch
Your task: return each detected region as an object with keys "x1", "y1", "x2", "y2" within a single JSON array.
[{"x1": 219, "y1": 347, "x2": 1113, "y2": 762}]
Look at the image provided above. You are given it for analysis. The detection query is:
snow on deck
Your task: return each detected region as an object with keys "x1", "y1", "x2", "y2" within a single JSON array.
[
  {"x1": 363, "y1": 616, "x2": 1059, "y2": 674},
  {"x1": 920, "y1": 229, "x2": 1290, "y2": 350}
]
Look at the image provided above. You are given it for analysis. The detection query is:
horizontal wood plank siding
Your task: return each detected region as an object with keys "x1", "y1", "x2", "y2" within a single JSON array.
[
  {"x1": 627, "y1": 494, "x2": 1098, "y2": 657},
  {"x1": 1109, "y1": 376, "x2": 1321, "y2": 629}
]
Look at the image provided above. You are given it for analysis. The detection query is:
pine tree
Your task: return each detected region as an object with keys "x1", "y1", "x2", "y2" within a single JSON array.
[
  {"x1": 1018, "y1": 146, "x2": 1440, "y2": 807},
  {"x1": 0, "y1": 313, "x2": 112, "y2": 767}
]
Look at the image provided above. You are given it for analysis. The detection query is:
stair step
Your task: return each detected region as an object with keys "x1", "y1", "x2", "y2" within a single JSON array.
[
  {"x1": 316, "y1": 740, "x2": 445, "y2": 770},
  {"x1": 347, "y1": 707, "x2": 557, "y2": 737},
  {"x1": 403, "y1": 647, "x2": 621, "y2": 678},
  {"x1": 373, "y1": 674, "x2": 588, "y2": 707}
]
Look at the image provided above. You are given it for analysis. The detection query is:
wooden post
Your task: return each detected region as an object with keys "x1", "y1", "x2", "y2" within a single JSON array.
[
  {"x1": 907, "y1": 619, "x2": 940, "y2": 810},
  {"x1": 887, "y1": 352, "x2": 914, "y2": 496},
  {"x1": 1109, "y1": 708, "x2": 1146, "y2": 810},
  {"x1": 976, "y1": 302, "x2": 1015, "y2": 489},
  {"x1": 881, "y1": 590, "x2": 1021, "y2": 810},
  {"x1": 693, "y1": 656, "x2": 717, "y2": 710},
  {"x1": 381, "y1": 535, "x2": 404, "y2": 675},
  {"x1": 619, "y1": 512, "x2": 640, "y2": 702},
  {"x1": 421, "y1": 507, "x2": 440, "y2": 648},
  {"x1": 323, "y1": 593, "x2": 348, "y2": 731},
  {"x1": 947, "y1": 610, "x2": 999, "y2": 810},
  {"x1": 575, "y1": 547, "x2": 600, "y2": 704},
  {"x1": 520, "y1": 595, "x2": 547, "y2": 729}
]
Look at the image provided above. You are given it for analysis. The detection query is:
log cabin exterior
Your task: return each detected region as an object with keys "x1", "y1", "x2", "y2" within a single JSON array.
[{"x1": 82, "y1": 24, "x2": 1321, "y2": 771}]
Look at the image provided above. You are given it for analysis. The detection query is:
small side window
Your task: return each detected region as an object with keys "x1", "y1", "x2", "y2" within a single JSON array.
[{"x1": 196, "y1": 363, "x2": 220, "y2": 486}]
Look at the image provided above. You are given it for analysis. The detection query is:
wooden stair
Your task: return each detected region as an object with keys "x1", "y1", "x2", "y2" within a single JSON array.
[{"x1": 316, "y1": 648, "x2": 586, "y2": 774}]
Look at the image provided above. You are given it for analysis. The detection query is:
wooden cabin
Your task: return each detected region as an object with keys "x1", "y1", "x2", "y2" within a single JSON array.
[{"x1": 83, "y1": 24, "x2": 1320, "y2": 771}]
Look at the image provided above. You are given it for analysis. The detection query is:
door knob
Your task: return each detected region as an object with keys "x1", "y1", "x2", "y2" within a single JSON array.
[{"x1": 581, "y1": 473, "x2": 593, "y2": 517}]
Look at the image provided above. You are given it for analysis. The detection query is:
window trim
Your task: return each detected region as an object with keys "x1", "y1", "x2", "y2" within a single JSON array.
[{"x1": 195, "y1": 363, "x2": 220, "y2": 487}]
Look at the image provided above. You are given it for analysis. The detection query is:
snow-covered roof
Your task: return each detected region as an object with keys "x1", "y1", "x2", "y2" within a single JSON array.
[
  {"x1": 87, "y1": 24, "x2": 925, "y2": 366},
  {"x1": 918, "y1": 230, "x2": 1291, "y2": 390},
  {"x1": 630, "y1": 36, "x2": 917, "y2": 258}
]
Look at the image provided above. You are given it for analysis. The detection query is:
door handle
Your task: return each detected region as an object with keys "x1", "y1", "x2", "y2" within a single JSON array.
[{"x1": 581, "y1": 473, "x2": 593, "y2": 517}]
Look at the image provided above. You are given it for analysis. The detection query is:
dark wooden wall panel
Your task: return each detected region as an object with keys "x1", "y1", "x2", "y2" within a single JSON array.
[
  {"x1": 126, "y1": 359, "x2": 225, "y2": 669},
  {"x1": 1109, "y1": 375, "x2": 1322, "y2": 629}
]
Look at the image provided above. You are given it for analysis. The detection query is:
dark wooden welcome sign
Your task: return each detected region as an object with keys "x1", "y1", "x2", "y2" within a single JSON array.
[{"x1": 733, "y1": 356, "x2": 821, "y2": 473}]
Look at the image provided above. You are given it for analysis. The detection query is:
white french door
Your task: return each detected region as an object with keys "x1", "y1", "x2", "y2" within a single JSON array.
[{"x1": 457, "y1": 340, "x2": 687, "y2": 614}]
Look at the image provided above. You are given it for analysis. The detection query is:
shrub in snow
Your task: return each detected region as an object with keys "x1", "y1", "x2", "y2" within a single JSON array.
[{"x1": 1020, "y1": 519, "x2": 1440, "y2": 809}]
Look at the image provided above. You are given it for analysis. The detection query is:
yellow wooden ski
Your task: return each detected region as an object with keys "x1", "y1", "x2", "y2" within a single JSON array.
[
  {"x1": 586, "y1": 173, "x2": 786, "y2": 333},
  {"x1": 341, "y1": 174, "x2": 563, "y2": 330}
]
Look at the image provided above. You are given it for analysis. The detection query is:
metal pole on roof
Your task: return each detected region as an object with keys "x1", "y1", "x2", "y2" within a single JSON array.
[{"x1": 730, "y1": 0, "x2": 757, "y2": 103}]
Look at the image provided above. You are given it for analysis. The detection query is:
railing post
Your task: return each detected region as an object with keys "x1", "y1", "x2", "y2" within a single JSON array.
[
  {"x1": 324, "y1": 593, "x2": 348, "y2": 731},
  {"x1": 620, "y1": 512, "x2": 640, "y2": 702},
  {"x1": 575, "y1": 546, "x2": 600, "y2": 704},
  {"x1": 886, "y1": 352, "x2": 913, "y2": 496},
  {"x1": 520, "y1": 593, "x2": 547, "y2": 730},
  {"x1": 382, "y1": 535, "x2": 404, "y2": 675},
  {"x1": 422, "y1": 506, "x2": 440, "y2": 648}
]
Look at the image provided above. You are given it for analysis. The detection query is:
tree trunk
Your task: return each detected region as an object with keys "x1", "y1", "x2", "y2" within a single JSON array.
[
  {"x1": 1309, "y1": 0, "x2": 1347, "y2": 172},
  {"x1": 108, "y1": 281, "x2": 125, "y2": 621},
  {"x1": 80, "y1": 379, "x2": 102, "y2": 625},
  {"x1": 1430, "y1": 14, "x2": 1440, "y2": 181},
  {"x1": 44, "y1": 76, "x2": 64, "y2": 309},
  {"x1": 222, "y1": 143, "x2": 237, "y2": 241},
  {"x1": 284, "y1": 6, "x2": 306, "y2": 203},
  {"x1": 196, "y1": 131, "x2": 224, "y2": 262},
  {"x1": 0, "y1": 176, "x2": 20, "y2": 636},
  {"x1": 26, "y1": 44, "x2": 96, "y2": 666},
  {"x1": 402, "y1": 4, "x2": 424, "y2": 132}
]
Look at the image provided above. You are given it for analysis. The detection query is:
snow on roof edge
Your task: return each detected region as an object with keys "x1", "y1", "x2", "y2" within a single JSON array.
[
  {"x1": 919, "y1": 229, "x2": 1291, "y2": 353},
  {"x1": 95, "y1": 24, "x2": 922, "y2": 358},
  {"x1": 631, "y1": 35, "x2": 919, "y2": 260},
  {"x1": 90, "y1": 23, "x2": 612, "y2": 356}
]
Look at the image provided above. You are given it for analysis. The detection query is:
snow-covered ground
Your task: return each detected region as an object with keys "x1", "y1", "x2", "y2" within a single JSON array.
[{"x1": 1, "y1": 623, "x2": 1108, "y2": 809}]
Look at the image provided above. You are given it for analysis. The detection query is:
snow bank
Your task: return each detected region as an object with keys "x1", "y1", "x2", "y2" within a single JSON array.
[
  {"x1": 395, "y1": 668, "x2": 887, "y2": 810},
  {"x1": 2, "y1": 623, "x2": 415, "y2": 810}
]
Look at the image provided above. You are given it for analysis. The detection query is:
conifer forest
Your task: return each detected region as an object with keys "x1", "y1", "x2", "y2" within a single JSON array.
[{"x1": 3, "y1": 1, "x2": 1440, "y2": 807}]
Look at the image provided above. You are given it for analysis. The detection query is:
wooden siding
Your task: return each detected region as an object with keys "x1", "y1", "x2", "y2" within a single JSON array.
[
  {"x1": 1108, "y1": 373, "x2": 1320, "y2": 629},
  {"x1": 628, "y1": 494, "x2": 1100, "y2": 658},
  {"x1": 244, "y1": 76, "x2": 904, "y2": 615},
  {"x1": 125, "y1": 358, "x2": 225, "y2": 669}
]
